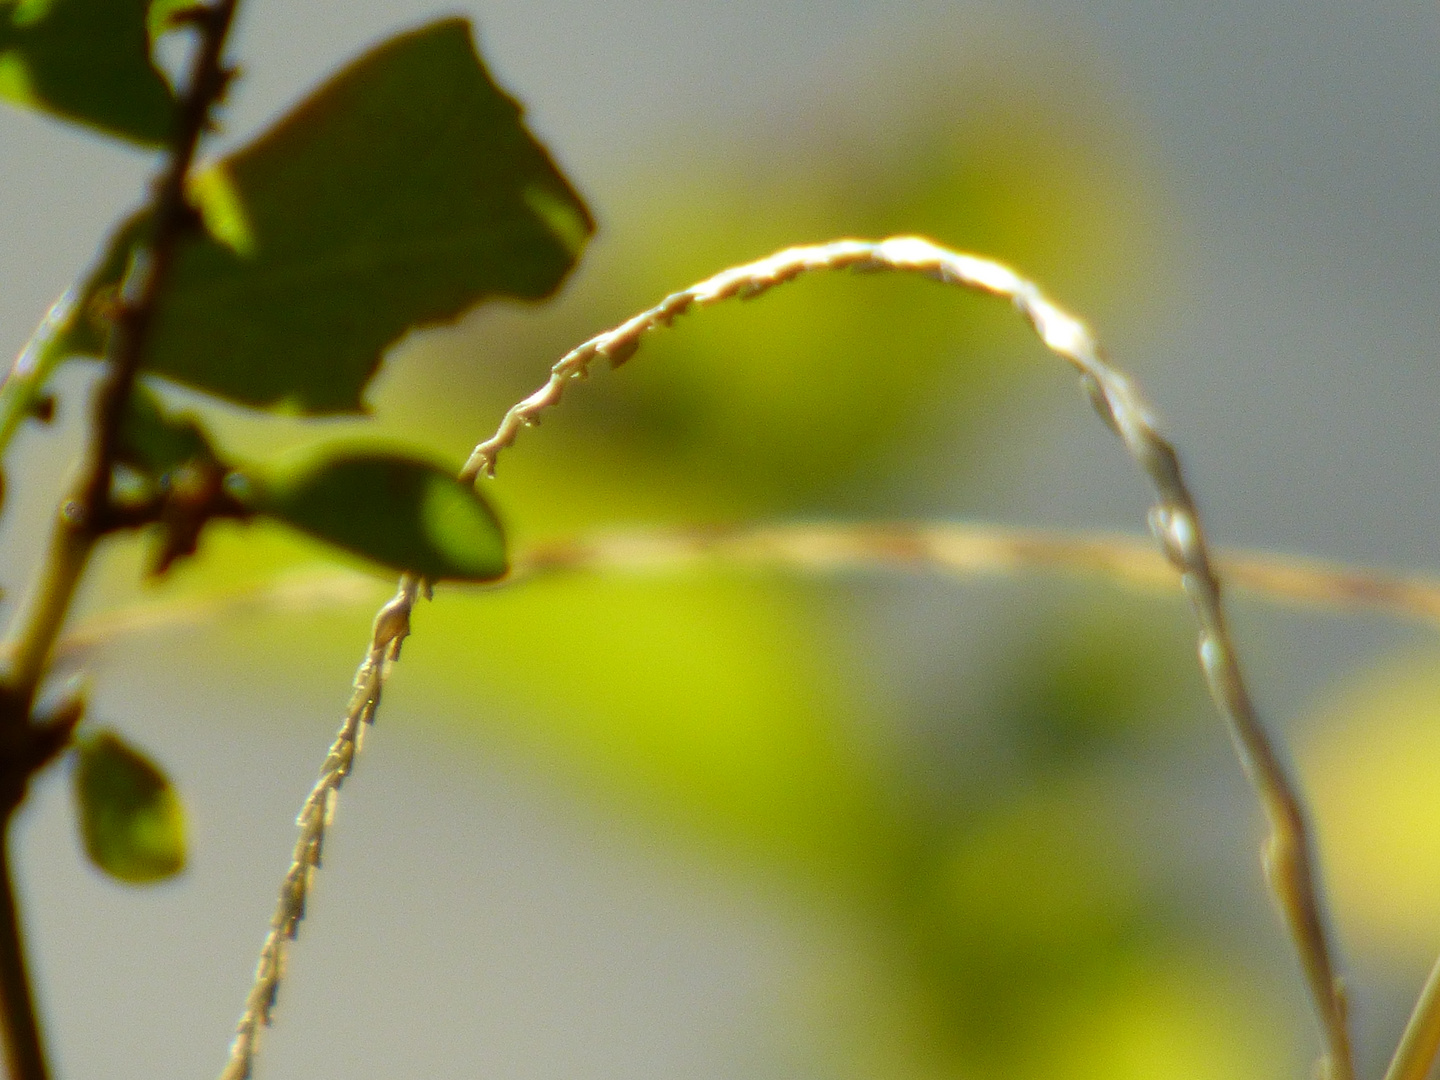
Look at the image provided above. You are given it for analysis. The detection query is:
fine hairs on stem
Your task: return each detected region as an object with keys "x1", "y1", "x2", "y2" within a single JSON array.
[{"x1": 229, "y1": 237, "x2": 1356, "y2": 1080}]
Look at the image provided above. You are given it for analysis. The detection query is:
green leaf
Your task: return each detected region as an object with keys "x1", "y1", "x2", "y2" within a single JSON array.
[
  {"x1": 72, "y1": 729, "x2": 186, "y2": 883},
  {"x1": 0, "y1": 0, "x2": 177, "y2": 143},
  {"x1": 31, "y1": 20, "x2": 591, "y2": 412},
  {"x1": 130, "y1": 17, "x2": 591, "y2": 412},
  {"x1": 118, "y1": 381, "x2": 218, "y2": 476},
  {"x1": 248, "y1": 448, "x2": 507, "y2": 581}
]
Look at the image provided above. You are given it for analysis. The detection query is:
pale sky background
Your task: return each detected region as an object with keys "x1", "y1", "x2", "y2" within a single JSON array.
[{"x1": 2, "y1": 2, "x2": 1440, "y2": 1079}]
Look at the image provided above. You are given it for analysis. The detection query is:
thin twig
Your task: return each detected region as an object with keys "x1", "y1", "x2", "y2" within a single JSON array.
[
  {"x1": 52, "y1": 568, "x2": 384, "y2": 663},
  {"x1": 0, "y1": 5, "x2": 242, "y2": 1080},
  {"x1": 24, "y1": 522, "x2": 1440, "y2": 668},
  {"x1": 0, "y1": 287, "x2": 81, "y2": 459},
  {"x1": 0, "y1": 830, "x2": 43, "y2": 1080},
  {"x1": 4, "y1": 0, "x2": 241, "y2": 701},
  {"x1": 218, "y1": 576, "x2": 418, "y2": 1080},
  {"x1": 461, "y1": 237, "x2": 1356, "y2": 1080}
]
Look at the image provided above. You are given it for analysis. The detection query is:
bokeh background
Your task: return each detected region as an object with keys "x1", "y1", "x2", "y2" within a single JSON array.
[{"x1": 3, "y1": 1, "x2": 1440, "y2": 1078}]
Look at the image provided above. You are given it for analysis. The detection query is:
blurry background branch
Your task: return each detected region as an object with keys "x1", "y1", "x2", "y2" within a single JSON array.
[
  {"x1": 51, "y1": 521, "x2": 1440, "y2": 663},
  {"x1": 510, "y1": 522, "x2": 1440, "y2": 627}
]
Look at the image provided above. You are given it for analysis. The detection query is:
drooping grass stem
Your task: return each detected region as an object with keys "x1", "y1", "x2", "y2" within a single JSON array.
[{"x1": 462, "y1": 237, "x2": 1357, "y2": 1080}]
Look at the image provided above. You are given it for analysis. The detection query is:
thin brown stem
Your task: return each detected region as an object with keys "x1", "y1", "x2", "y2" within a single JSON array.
[
  {"x1": 4, "y1": 519, "x2": 92, "y2": 704},
  {"x1": 0, "y1": 817, "x2": 45, "y2": 1080},
  {"x1": 4, "y1": 0, "x2": 239, "y2": 700},
  {"x1": 0, "y1": 4, "x2": 243, "y2": 1079}
]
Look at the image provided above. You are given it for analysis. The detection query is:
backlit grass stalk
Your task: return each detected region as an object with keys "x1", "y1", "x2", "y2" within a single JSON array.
[
  {"x1": 461, "y1": 236, "x2": 1356, "y2": 1080},
  {"x1": 1384, "y1": 950, "x2": 1440, "y2": 1080},
  {"x1": 218, "y1": 575, "x2": 418, "y2": 1080},
  {"x1": 240, "y1": 237, "x2": 1357, "y2": 1080},
  {"x1": 42, "y1": 521, "x2": 1440, "y2": 664},
  {"x1": 54, "y1": 521, "x2": 1440, "y2": 660}
]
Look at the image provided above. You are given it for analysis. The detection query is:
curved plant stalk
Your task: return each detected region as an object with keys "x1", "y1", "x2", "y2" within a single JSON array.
[
  {"x1": 0, "y1": 287, "x2": 82, "y2": 456},
  {"x1": 232, "y1": 237, "x2": 1356, "y2": 1080},
  {"x1": 218, "y1": 576, "x2": 418, "y2": 1080},
  {"x1": 461, "y1": 236, "x2": 1356, "y2": 1080}
]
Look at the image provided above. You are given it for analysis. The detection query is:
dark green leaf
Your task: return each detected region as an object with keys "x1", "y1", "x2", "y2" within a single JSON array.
[
  {"x1": 72, "y1": 729, "x2": 186, "y2": 883},
  {"x1": 129, "y1": 17, "x2": 591, "y2": 412},
  {"x1": 0, "y1": 0, "x2": 177, "y2": 143},
  {"x1": 118, "y1": 381, "x2": 217, "y2": 476},
  {"x1": 248, "y1": 448, "x2": 507, "y2": 581}
]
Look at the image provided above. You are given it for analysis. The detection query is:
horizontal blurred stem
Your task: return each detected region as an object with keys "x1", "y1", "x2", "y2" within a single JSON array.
[
  {"x1": 508, "y1": 521, "x2": 1440, "y2": 625},
  {"x1": 45, "y1": 521, "x2": 1440, "y2": 665}
]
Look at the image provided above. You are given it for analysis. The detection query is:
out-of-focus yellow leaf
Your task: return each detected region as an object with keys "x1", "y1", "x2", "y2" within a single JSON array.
[
  {"x1": 1302, "y1": 652, "x2": 1440, "y2": 959},
  {"x1": 1016, "y1": 960, "x2": 1289, "y2": 1080},
  {"x1": 401, "y1": 571, "x2": 903, "y2": 884}
]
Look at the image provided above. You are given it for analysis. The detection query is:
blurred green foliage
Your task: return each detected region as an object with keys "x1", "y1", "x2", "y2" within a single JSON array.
[{"x1": 252, "y1": 448, "x2": 507, "y2": 582}]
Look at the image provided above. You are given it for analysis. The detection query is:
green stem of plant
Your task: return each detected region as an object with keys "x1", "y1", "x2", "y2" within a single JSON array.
[
  {"x1": 6, "y1": 512, "x2": 94, "y2": 705},
  {"x1": 0, "y1": 815, "x2": 47, "y2": 1080}
]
